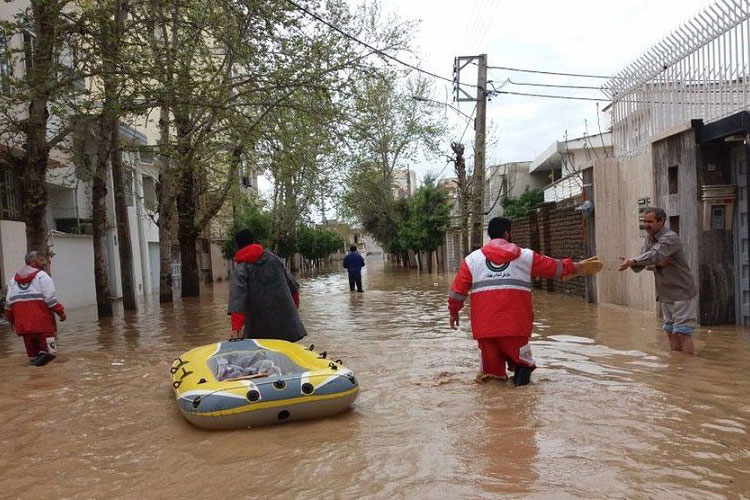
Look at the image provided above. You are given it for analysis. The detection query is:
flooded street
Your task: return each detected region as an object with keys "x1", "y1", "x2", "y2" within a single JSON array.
[{"x1": 1, "y1": 258, "x2": 749, "y2": 499}]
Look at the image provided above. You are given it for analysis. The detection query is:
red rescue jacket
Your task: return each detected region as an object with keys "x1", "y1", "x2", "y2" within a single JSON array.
[
  {"x1": 5, "y1": 265, "x2": 65, "y2": 335},
  {"x1": 448, "y1": 239, "x2": 575, "y2": 339}
]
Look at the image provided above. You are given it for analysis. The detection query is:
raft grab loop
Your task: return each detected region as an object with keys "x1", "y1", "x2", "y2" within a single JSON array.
[{"x1": 170, "y1": 357, "x2": 188, "y2": 374}]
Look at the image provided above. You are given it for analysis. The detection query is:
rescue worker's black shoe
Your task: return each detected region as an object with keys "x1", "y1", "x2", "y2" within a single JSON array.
[
  {"x1": 512, "y1": 365, "x2": 533, "y2": 386},
  {"x1": 29, "y1": 354, "x2": 41, "y2": 365},
  {"x1": 32, "y1": 352, "x2": 55, "y2": 366}
]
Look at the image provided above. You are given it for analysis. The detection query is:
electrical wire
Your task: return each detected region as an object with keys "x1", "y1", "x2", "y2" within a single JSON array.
[
  {"x1": 284, "y1": 0, "x2": 615, "y2": 104},
  {"x1": 458, "y1": 104, "x2": 477, "y2": 143},
  {"x1": 496, "y1": 90, "x2": 609, "y2": 101},
  {"x1": 283, "y1": 0, "x2": 477, "y2": 91},
  {"x1": 504, "y1": 78, "x2": 604, "y2": 90},
  {"x1": 488, "y1": 65, "x2": 612, "y2": 79}
]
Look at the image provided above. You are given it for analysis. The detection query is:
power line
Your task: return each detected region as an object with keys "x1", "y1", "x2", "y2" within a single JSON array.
[
  {"x1": 488, "y1": 65, "x2": 612, "y2": 79},
  {"x1": 504, "y1": 78, "x2": 604, "y2": 91},
  {"x1": 496, "y1": 90, "x2": 609, "y2": 102},
  {"x1": 458, "y1": 104, "x2": 477, "y2": 143},
  {"x1": 283, "y1": 0, "x2": 476, "y2": 91}
]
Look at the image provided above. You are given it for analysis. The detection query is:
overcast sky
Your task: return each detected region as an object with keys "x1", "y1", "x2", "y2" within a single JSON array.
[{"x1": 371, "y1": 0, "x2": 715, "y2": 180}]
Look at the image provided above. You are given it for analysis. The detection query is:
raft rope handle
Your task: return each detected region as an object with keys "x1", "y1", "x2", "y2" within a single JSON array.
[
  {"x1": 308, "y1": 344, "x2": 314, "y2": 351},
  {"x1": 180, "y1": 367, "x2": 193, "y2": 380},
  {"x1": 184, "y1": 373, "x2": 348, "y2": 407},
  {"x1": 170, "y1": 357, "x2": 188, "y2": 374},
  {"x1": 317, "y1": 351, "x2": 327, "y2": 359}
]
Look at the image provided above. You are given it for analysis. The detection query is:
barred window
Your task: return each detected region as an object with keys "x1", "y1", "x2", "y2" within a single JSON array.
[
  {"x1": 0, "y1": 167, "x2": 22, "y2": 220},
  {"x1": 0, "y1": 35, "x2": 10, "y2": 94},
  {"x1": 124, "y1": 169, "x2": 134, "y2": 207}
]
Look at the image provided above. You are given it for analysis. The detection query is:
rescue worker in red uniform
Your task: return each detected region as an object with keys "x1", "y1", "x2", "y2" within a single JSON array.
[
  {"x1": 5, "y1": 251, "x2": 66, "y2": 366},
  {"x1": 448, "y1": 217, "x2": 579, "y2": 386}
]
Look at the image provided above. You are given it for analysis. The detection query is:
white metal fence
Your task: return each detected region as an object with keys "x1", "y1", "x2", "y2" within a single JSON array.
[{"x1": 603, "y1": 0, "x2": 750, "y2": 157}]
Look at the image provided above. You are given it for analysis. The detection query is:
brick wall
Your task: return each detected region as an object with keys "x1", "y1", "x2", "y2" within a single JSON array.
[{"x1": 511, "y1": 199, "x2": 587, "y2": 297}]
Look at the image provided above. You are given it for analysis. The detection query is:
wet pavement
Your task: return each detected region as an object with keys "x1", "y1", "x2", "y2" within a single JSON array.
[{"x1": 1, "y1": 258, "x2": 749, "y2": 499}]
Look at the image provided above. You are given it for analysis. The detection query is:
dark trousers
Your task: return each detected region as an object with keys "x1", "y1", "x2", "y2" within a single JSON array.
[{"x1": 348, "y1": 271, "x2": 363, "y2": 292}]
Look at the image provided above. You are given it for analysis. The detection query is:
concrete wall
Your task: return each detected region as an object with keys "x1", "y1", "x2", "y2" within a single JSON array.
[
  {"x1": 210, "y1": 242, "x2": 230, "y2": 283},
  {"x1": 593, "y1": 155, "x2": 657, "y2": 312},
  {"x1": 49, "y1": 232, "x2": 96, "y2": 309},
  {"x1": 652, "y1": 129, "x2": 711, "y2": 320},
  {"x1": 0, "y1": 220, "x2": 26, "y2": 285}
]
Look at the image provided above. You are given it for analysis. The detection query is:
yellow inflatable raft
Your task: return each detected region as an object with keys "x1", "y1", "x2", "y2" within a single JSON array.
[{"x1": 170, "y1": 339, "x2": 359, "y2": 430}]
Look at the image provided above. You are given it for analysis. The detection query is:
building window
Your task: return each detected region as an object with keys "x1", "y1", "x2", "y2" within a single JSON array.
[
  {"x1": 668, "y1": 165, "x2": 679, "y2": 194},
  {"x1": 669, "y1": 215, "x2": 680, "y2": 235},
  {"x1": 124, "y1": 169, "x2": 134, "y2": 207},
  {"x1": 0, "y1": 167, "x2": 21, "y2": 220},
  {"x1": 142, "y1": 175, "x2": 157, "y2": 211},
  {"x1": 139, "y1": 146, "x2": 154, "y2": 164},
  {"x1": 0, "y1": 35, "x2": 10, "y2": 94},
  {"x1": 23, "y1": 30, "x2": 35, "y2": 73}
]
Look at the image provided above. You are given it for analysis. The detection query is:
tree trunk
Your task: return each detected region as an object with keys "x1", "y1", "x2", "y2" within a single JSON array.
[
  {"x1": 427, "y1": 250, "x2": 433, "y2": 273},
  {"x1": 20, "y1": 1, "x2": 60, "y2": 258},
  {"x1": 108, "y1": 0, "x2": 136, "y2": 310},
  {"x1": 21, "y1": 151, "x2": 50, "y2": 256},
  {"x1": 178, "y1": 225, "x2": 200, "y2": 297},
  {"x1": 176, "y1": 161, "x2": 200, "y2": 297},
  {"x1": 158, "y1": 160, "x2": 175, "y2": 303},
  {"x1": 111, "y1": 127, "x2": 137, "y2": 310},
  {"x1": 92, "y1": 121, "x2": 114, "y2": 317}
]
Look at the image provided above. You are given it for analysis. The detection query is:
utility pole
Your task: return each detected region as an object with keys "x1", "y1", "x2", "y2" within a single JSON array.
[
  {"x1": 470, "y1": 54, "x2": 487, "y2": 250},
  {"x1": 454, "y1": 54, "x2": 488, "y2": 251}
]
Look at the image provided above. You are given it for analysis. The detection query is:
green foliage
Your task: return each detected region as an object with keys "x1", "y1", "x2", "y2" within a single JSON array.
[
  {"x1": 222, "y1": 205, "x2": 344, "y2": 262},
  {"x1": 342, "y1": 162, "x2": 401, "y2": 249},
  {"x1": 221, "y1": 205, "x2": 273, "y2": 259},
  {"x1": 501, "y1": 187, "x2": 544, "y2": 220},
  {"x1": 399, "y1": 176, "x2": 451, "y2": 252},
  {"x1": 297, "y1": 226, "x2": 345, "y2": 261}
]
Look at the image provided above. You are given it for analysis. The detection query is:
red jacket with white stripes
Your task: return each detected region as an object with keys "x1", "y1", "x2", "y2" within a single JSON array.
[
  {"x1": 448, "y1": 239, "x2": 575, "y2": 339},
  {"x1": 5, "y1": 265, "x2": 65, "y2": 335}
]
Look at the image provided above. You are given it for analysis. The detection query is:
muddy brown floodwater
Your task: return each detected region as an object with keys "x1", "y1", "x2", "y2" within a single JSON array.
[{"x1": 1, "y1": 258, "x2": 749, "y2": 499}]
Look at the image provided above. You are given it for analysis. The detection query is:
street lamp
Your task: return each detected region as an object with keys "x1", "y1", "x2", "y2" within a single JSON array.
[{"x1": 411, "y1": 95, "x2": 475, "y2": 127}]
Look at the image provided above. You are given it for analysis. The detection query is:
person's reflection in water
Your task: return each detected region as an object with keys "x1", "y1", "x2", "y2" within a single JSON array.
[{"x1": 473, "y1": 387, "x2": 540, "y2": 495}]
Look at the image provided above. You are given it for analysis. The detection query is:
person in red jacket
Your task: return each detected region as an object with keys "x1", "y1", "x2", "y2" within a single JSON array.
[
  {"x1": 448, "y1": 217, "x2": 580, "y2": 386},
  {"x1": 5, "y1": 251, "x2": 66, "y2": 366}
]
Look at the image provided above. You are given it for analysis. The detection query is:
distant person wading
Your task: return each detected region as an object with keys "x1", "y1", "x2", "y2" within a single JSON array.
[{"x1": 343, "y1": 245, "x2": 365, "y2": 293}]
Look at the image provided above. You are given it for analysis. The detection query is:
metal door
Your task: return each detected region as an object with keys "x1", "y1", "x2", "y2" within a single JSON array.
[{"x1": 732, "y1": 147, "x2": 750, "y2": 324}]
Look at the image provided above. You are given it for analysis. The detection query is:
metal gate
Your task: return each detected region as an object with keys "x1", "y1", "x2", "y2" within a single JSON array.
[{"x1": 732, "y1": 147, "x2": 750, "y2": 324}]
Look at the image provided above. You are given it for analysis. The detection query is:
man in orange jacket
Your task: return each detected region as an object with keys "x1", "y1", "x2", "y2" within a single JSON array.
[{"x1": 448, "y1": 217, "x2": 580, "y2": 386}]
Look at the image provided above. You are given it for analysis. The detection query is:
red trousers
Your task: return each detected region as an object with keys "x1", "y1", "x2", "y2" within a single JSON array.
[
  {"x1": 21, "y1": 333, "x2": 57, "y2": 359},
  {"x1": 477, "y1": 336, "x2": 536, "y2": 378}
]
